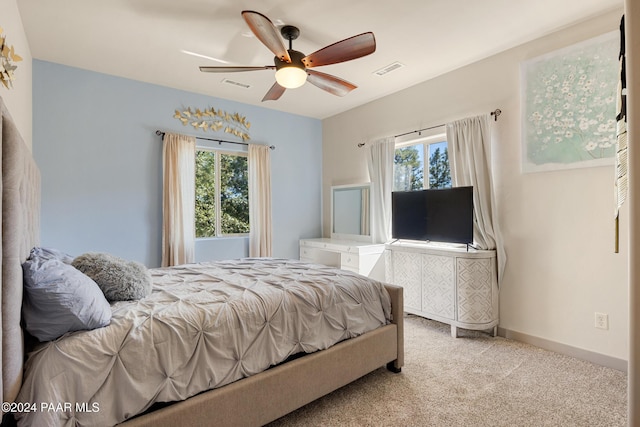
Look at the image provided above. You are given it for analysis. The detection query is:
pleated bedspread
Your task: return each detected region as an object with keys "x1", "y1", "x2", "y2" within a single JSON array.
[{"x1": 15, "y1": 258, "x2": 391, "y2": 426}]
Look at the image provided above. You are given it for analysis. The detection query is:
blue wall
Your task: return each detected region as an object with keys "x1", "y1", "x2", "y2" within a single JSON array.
[{"x1": 33, "y1": 60, "x2": 322, "y2": 267}]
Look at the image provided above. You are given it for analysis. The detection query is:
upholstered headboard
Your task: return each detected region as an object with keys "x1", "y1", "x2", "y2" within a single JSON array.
[{"x1": 0, "y1": 96, "x2": 40, "y2": 405}]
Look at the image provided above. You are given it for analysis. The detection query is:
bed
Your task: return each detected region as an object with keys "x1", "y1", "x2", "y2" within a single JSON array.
[{"x1": 0, "y1": 96, "x2": 404, "y2": 426}]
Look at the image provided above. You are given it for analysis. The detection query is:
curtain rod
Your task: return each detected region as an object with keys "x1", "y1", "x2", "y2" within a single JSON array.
[
  {"x1": 357, "y1": 108, "x2": 501, "y2": 147},
  {"x1": 155, "y1": 130, "x2": 275, "y2": 150}
]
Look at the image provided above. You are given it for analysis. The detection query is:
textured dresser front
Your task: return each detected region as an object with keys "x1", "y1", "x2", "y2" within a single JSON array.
[
  {"x1": 385, "y1": 242, "x2": 499, "y2": 337},
  {"x1": 456, "y1": 257, "x2": 496, "y2": 324},
  {"x1": 421, "y1": 254, "x2": 455, "y2": 320}
]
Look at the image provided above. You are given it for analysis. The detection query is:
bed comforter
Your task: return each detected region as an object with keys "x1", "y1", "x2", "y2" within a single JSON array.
[{"x1": 15, "y1": 258, "x2": 391, "y2": 426}]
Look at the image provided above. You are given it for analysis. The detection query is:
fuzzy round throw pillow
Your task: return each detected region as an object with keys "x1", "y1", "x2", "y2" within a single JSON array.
[{"x1": 72, "y1": 252, "x2": 152, "y2": 302}]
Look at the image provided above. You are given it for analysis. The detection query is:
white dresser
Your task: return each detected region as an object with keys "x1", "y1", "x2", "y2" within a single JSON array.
[
  {"x1": 385, "y1": 241, "x2": 498, "y2": 337},
  {"x1": 299, "y1": 238, "x2": 386, "y2": 280}
]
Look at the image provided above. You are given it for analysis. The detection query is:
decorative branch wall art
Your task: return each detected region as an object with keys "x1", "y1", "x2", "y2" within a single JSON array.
[
  {"x1": 0, "y1": 26, "x2": 23, "y2": 89},
  {"x1": 521, "y1": 31, "x2": 618, "y2": 173},
  {"x1": 174, "y1": 107, "x2": 251, "y2": 141}
]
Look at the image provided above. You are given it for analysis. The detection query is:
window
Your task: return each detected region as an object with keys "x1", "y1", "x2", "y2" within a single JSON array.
[
  {"x1": 195, "y1": 149, "x2": 249, "y2": 238},
  {"x1": 394, "y1": 128, "x2": 451, "y2": 191}
]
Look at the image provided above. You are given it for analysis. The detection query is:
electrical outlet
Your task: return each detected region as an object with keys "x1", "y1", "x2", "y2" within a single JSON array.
[{"x1": 595, "y1": 312, "x2": 609, "y2": 330}]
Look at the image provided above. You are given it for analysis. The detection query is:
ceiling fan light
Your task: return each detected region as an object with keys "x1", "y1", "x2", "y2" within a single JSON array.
[{"x1": 275, "y1": 66, "x2": 307, "y2": 89}]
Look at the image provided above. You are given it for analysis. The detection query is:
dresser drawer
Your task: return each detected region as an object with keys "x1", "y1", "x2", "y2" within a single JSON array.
[
  {"x1": 299, "y1": 239, "x2": 385, "y2": 279},
  {"x1": 299, "y1": 246, "x2": 318, "y2": 261},
  {"x1": 341, "y1": 253, "x2": 360, "y2": 269}
]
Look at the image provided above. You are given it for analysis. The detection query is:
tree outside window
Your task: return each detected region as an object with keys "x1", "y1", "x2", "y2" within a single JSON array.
[
  {"x1": 394, "y1": 146, "x2": 423, "y2": 191},
  {"x1": 428, "y1": 144, "x2": 451, "y2": 189},
  {"x1": 195, "y1": 149, "x2": 249, "y2": 238},
  {"x1": 394, "y1": 140, "x2": 451, "y2": 191}
]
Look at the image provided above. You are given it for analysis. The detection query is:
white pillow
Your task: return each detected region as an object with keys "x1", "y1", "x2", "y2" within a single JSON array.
[
  {"x1": 29, "y1": 246, "x2": 74, "y2": 264},
  {"x1": 22, "y1": 256, "x2": 111, "y2": 342}
]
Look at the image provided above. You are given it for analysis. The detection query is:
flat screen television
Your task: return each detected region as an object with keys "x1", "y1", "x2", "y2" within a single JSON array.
[
  {"x1": 391, "y1": 186, "x2": 474, "y2": 244},
  {"x1": 391, "y1": 190, "x2": 429, "y2": 241}
]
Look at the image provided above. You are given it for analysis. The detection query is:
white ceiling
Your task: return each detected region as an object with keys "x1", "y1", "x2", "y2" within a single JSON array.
[{"x1": 18, "y1": 0, "x2": 623, "y2": 120}]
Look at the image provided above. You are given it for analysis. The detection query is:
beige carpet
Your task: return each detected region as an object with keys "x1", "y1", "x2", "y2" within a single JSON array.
[{"x1": 267, "y1": 315, "x2": 627, "y2": 427}]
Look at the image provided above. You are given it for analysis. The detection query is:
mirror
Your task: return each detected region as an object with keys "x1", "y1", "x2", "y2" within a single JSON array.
[{"x1": 331, "y1": 183, "x2": 372, "y2": 242}]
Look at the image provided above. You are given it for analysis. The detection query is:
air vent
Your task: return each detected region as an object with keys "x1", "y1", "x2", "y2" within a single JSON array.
[
  {"x1": 221, "y1": 78, "x2": 251, "y2": 89},
  {"x1": 373, "y1": 62, "x2": 404, "y2": 76}
]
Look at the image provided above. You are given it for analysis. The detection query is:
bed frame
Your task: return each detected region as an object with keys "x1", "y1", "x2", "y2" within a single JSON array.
[{"x1": 0, "y1": 96, "x2": 404, "y2": 426}]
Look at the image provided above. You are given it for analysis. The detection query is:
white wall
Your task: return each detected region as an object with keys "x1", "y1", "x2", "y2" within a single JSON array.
[
  {"x1": 0, "y1": 0, "x2": 32, "y2": 147},
  {"x1": 323, "y1": 8, "x2": 628, "y2": 361}
]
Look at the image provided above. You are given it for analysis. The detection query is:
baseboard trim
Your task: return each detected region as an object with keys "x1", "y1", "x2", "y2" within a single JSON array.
[{"x1": 497, "y1": 327, "x2": 628, "y2": 373}]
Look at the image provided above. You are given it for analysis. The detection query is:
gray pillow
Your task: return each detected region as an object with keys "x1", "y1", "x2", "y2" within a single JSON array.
[
  {"x1": 22, "y1": 257, "x2": 112, "y2": 342},
  {"x1": 72, "y1": 253, "x2": 152, "y2": 302}
]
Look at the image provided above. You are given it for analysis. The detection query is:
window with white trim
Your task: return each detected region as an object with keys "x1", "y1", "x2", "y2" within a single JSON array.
[
  {"x1": 393, "y1": 126, "x2": 451, "y2": 191},
  {"x1": 195, "y1": 148, "x2": 249, "y2": 238}
]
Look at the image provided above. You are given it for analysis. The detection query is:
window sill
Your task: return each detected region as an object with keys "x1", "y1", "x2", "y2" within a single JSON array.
[{"x1": 196, "y1": 235, "x2": 249, "y2": 241}]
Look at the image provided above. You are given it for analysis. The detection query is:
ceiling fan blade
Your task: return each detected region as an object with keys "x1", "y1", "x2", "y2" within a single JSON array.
[
  {"x1": 262, "y1": 82, "x2": 286, "y2": 101},
  {"x1": 306, "y1": 70, "x2": 357, "y2": 97},
  {"x1": 242, "y1": 10, "x2": 291, "y2": 63},
  {"x1": 302, "y1": 32, "x2": 375, "y2": 68},
  {"x1": 199, "y1": 65, "x2": 275, "y2": 73}
]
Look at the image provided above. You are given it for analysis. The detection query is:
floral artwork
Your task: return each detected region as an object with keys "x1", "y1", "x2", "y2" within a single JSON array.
[{"x1": 521, "y1": 32, "x2": 618, "y2": 172}]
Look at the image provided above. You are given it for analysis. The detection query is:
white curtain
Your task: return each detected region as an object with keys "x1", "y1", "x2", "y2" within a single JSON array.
[
  {"x1": 162, "y1": 133, "x2": 196, "y2": 267},
  {"x1": 249, "y1": 144, "x2": 272, "y2": 257},
  {"x1": 446, "y1": 114, "x2": 506, "y2": 284},
  {"x1": 367, "y1": 137, "x2": 396, "y2": 243}
]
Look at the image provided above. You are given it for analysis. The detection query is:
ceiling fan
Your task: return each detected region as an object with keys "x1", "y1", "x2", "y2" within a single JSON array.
[{"x1": 199, "y1": 10, "x2": 376, "y2": 101}]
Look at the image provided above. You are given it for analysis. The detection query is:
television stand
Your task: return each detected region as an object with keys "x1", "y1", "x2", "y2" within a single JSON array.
[
  {"x1": 385, "y1": 241, "x2": 498, "y2": 337},
  {"x1": 466, "y1": 243, "x2": 481, "y2": 252}
]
